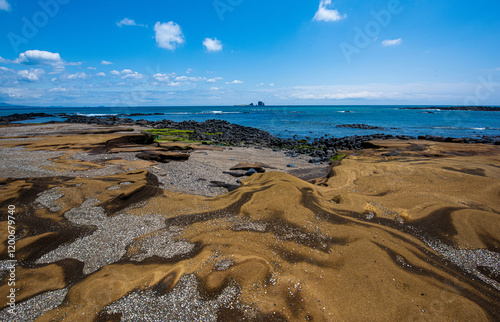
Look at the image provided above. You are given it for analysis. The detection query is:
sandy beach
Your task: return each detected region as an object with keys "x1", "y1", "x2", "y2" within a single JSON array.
[{"x1": 0, "y1": 123, "x2": 499, "y2": 321}]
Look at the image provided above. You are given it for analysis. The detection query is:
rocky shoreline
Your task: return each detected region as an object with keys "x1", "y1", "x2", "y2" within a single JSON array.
[
  {"x1": 1, "y1": 113, "x2": 499, "y2": 165},
  {"x1": 1, "y1": 123, "x2": 500, "y2": 320}
]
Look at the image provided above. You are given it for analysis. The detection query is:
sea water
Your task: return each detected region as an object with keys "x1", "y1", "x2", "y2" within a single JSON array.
[{"x1": 1, "y1": 105, "x2": 499, "y2": 140}]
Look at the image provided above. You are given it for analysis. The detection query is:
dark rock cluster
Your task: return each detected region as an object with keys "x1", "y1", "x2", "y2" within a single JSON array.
[
  {"x1": 0, "y1": 112, "x2": 54, "y2": 125},
  {"x1": 336, "y1": 124, "x2": 384, "y2": 130},
  {"x1": 63, "y1": 115, "x2": 134, "y2": 125}
]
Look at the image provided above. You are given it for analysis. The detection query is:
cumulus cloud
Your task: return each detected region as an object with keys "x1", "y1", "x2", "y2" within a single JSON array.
[
  {"x1": 101, "y1": 60, "x2": 113, "y2": 65},
  {"x1": 207, "y1": 77, "x2": 223, "y2": 83},
  {"x1": 14, "y1": 50, "x2": 64, "y2": 70},
  {"x1": 116, "y1": 18, "x2": 145, "y2": 28},
  {"x1": 313, "y1": 0, "x2": 346, "y2": 22},
  {"x1": 226, "y1": 80, "x2": 243, "y2": 84},
  {"x1": 203, "y1": 38, "x2": 223, "y2": 52},
  {"x1": 0, "y1": 0, "x2": 11, "y2": 11},
  {"x1": 67, "y1": 72, "x2": 88, "y2": 80},
  {"x1": 96, "y1": 72, "x2": 106, "y2": 77},
  {"x1": 0, "y1": 56, "x2": 10, "y2": 63},
  {"x1": 154, "y1": 21, "x2": 185, "y2": 50},
  {"x1": 382, "y1": 38, "x2": 403, "y2": 47},
  {"x1": 17, "y1": 69, "x2": 45, "y2": 82},
  {"x1": 107, "y1": 69, "x2": 143, "y2": 79},
  {"x1": 122, "y1": 71, "x2": 143, "y2": 80},
  {"x1": 153, "y1": 73, "x2": 170, "y2": 82}
]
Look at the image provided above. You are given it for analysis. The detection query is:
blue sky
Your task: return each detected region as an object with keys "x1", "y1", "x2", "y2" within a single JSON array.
[{"x1": 0, "y1": 0, "x2": 499, "y2": 106}]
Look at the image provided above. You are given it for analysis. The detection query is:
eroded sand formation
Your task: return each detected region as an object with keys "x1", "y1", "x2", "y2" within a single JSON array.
[{"x1": 0, "y1": 124, "x2": 499, "y2": 320}]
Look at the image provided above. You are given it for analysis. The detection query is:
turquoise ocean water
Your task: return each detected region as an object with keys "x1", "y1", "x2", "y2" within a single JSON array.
[{"x1": 1, "y1": 105, "x2": 499, "y2": 140}]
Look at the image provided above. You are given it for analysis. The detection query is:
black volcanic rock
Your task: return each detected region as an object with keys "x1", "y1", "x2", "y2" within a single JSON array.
[{"x1": 0, "y1": 112, "x2": 55, "y2": 124}]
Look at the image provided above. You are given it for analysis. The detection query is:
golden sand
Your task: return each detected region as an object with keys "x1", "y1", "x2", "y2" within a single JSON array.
[{"x1": 0, "y1": 128, "x2": 499, "y2": 320}]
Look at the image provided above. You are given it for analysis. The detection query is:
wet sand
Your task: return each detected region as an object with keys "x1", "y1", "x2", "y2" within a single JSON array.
[{"x1": 0, "y1": 124, "x2": 499, "y2": 321}]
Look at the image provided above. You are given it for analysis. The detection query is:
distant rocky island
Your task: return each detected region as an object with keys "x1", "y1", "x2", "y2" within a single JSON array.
[
  {"x1": 401, "y1": 106, "x2": 500, "y2": 111},
  {"x1": 235, "y1": 101, "x2": 265, "y2": 107}
]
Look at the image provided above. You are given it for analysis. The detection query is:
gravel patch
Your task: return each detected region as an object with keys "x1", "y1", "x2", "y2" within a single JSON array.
[
  {"x1": 34, "y1": 187, "x2": 64, "y2": 212},
  {"x1": 69, "y1": 152, "x2": 139, "y2": 162},
  {"x1": 426, "y1": 238, "x2": 500, "y2": 290},
  {"x1": 129, "y1": 226, "x2": 195, "y2": 262},
  {"x1": 0, "y1": 146, "x2": 65, "y2": 178},
  {"x1": 103, "y1": 274, "x2": 240, "y2": 321},
  {"x1": 106, "y1": 181, "x2": 133, "y2": 191},
  {"x1": 214, "y1": 259, "x2": 234, "y2": 271},
  {"x1": 0, "y1": 288, "x2": 68, "y2": 322},
  {"x1": 37, "y1": 199, "x2": 166, "y2": 274},
  {"x1": 149, "y1": 147, "x2": 325, "y2": 197}
]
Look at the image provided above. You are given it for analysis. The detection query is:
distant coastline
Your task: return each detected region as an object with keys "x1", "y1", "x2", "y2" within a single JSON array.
[{"x1": 400, "y1": 106, "x2": 500, "y2": 111}]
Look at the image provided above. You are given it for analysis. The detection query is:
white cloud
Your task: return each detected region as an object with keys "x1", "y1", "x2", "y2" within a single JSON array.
[
  {"x1": 186, "y1": 68, "x2": 192, "y2": 74},
  {"x1": 382, "y1": 38, "x2": 403, "y2": 47},
  {"x1": 226, "y1": 80, "x2": 243, "y2": 84},
  {"x1": 153, "y1": 73, "x2": 170, "y2": 82},
  {"x1": 101, "y1": 60, "x2": 113, "y2": 65},
  {"x1": 0, "y1": 66, "x2": 11, "y2": 72},
  {"x1": 207, "y1": 77, "x2": 223, "y2": 83},
  {"x1": 116, "y1": 18, "x2": 145, "y2": 28},
  {"x1": 168, "y1": 82, "x2": 180, "y2": 87},
  {"x1": 122, "y1": 71, "x2": 143, "y2": 80},
  {"x1": 67, "y1": 62, "x2": 82, "y2": 66},
  {"x1": 96, "y1": 72, "x2": 106, "y2": 77},
  {"x1": 210, "y1": 87, "x2": 221, "y2": 90},
  {"x1": 87, "y1": 67, "x2": 97, "y2": 70},
  {"x1": 203, "y1": 38, "x2": 223, "y2": 52},
  {"x1": 67, "y1": 72, "x2": 88, "y2": 80},
  {"x1": 154, "y1": 21, "x2": 185, "y2": 50},
  {"x1": 0, "y1": 0, "x2": 11, "y2": 11},
  {"x1": 48, "y1": 87, "x2": 67, "y2": 92},
  {"x1": 17, "y1": 69, "x2": 45, "y2": 82},
  {"x1": 175, "y1": 76, "x2": 189, "y2": 82},
  {"x1": 110, "y1": 70, "x2": 121, "y2": 76},
  {"x1": 14, "y1": 50, "x2": 64, "y2": 70},
  {"x1": 313, "y1": 0, "x2": 346, "y2": 22},
  {"x1": 269, "y1": 83, "x2": 275, "y2": 87},
  {"x1": 175, "y1": 76, "x2": 207, "y2": 82},
  {"x1": 0, "y1": 56, "x2": 10, "y2": 63}
]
